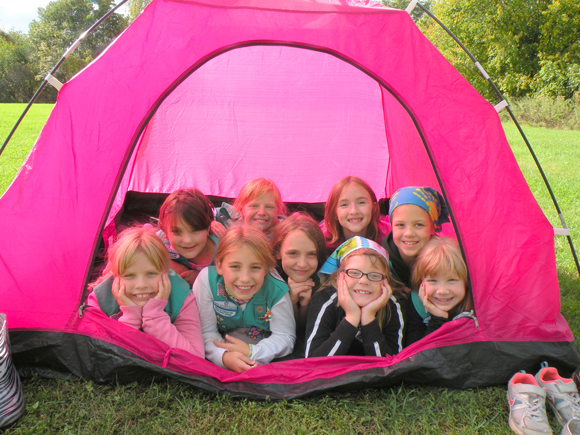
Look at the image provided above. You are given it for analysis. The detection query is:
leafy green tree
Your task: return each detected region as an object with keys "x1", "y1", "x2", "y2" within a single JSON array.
[
  {"x1": 126, "y1": 0, "x2": 153, "y2": 22},
  {"x1": 418, "y1": 0, "x2": 579, "y2": 100},
  {"x1": 0, "y1": 31, "x2": 37, "y2": 102},
  {"x1": 28, "y1": 0, "x2": 128, "y2": 96},
  {"x1": 381, "y1": 0, "x2": 432, "y2": 22},
  {"x1": 534, "y1": 0, "x2": 580, "y2": 97}
]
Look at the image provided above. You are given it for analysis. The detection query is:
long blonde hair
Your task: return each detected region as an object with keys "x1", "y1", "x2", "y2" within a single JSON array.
[{"x1": 89, "y1": 226, "x2": 169, "y2": 290}]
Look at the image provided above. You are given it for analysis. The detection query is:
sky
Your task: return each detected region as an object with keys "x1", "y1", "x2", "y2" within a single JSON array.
[{"x1": 0, "y1": 0, "x2": 127, "y2": 33}]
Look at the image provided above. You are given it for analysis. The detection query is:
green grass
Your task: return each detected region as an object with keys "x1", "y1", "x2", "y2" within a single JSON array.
[{"x1": 1, "y1": 104, "x2": 579, "y2": 434}]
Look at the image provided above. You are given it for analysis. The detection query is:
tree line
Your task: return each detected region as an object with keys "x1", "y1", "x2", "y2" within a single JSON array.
[{"x1": 0, "y1": 0, "x2": 578, "y2": 104}]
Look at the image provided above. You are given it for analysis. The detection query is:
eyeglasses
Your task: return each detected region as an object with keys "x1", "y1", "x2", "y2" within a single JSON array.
[{"x1": 341, "y1": 269, "x2": 386, "y2": 282}]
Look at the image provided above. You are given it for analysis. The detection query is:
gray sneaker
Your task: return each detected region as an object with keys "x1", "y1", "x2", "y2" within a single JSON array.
[
  {"x1": 561, "y1": 419, "x2": 580, "y2": 435},
  {"x1": 508, "y1": 372, "x2": 552, "y2": 435},
  {"x1": 535, "y1": 365, "x2": 580, "y2": 426}
]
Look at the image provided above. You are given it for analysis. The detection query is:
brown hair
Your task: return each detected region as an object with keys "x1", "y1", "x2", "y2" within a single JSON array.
[
  {"x1": 158, "y1": 188, "x2": 214, "y2": 233},
  {"x1": 233, "y1": 178, "x2": 287, "y2": 218},
  {"x1": 215, "y1": 226, "x2": 276, "y2": 270},
  {"x1": 270, "y1": 213, "x2": 327, "y2": 273},
  {"x1": 323, "y1": 176, "x2": 381, "y2": 244},
  {"x1": 411, "y1": 237, "x2": 472, "y2": 316},
  {"x1": 89, "y1": 226, "x2": 169, "y2": 290}
]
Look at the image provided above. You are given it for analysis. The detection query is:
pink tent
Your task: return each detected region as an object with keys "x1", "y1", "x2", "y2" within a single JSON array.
[{"x1": 1, "y1": 0, "x2": 578, "y2": 398}]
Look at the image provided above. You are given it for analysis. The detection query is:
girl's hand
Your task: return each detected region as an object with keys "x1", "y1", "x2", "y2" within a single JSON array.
[
  {"x1": 210, "y1": 221, "x2": 227, "y2": 238},
  {"x1": 154, "y1": 273, "x2": 171, "y2": 301},
  {"x1": 361, "y1": 281, "x2": 392, "y2": 326},
  {"x1": 112, "y1": 277, "x2": 136, "y2": 306},
  {"x1": 180, "y1": 269, "x2": 199, "y2": 286},
  {"x1": 419, "y1": 282, "x2": 448, "y2": 319},
  {"x1": 222, "y1": 351, "x2": 258, "y2": 373},
  {"x1": 213, "y1": 335, "x2": 250, "y2": 356},
  {"x1": 288, "y1": 277, "x2": 314, "y2": 306},
  {"x1": 337, "y1": 273, "x2": 361, "y2": 327}
]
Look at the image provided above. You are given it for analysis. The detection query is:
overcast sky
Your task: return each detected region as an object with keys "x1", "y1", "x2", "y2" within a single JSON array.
[{"x1": 0, "y1": 0, "x2": 127, "y2": 33}]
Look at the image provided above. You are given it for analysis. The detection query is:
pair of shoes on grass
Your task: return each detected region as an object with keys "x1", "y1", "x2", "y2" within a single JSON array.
[{"x1": 507, "y1": 363, "x2": 580, "y2": 435}]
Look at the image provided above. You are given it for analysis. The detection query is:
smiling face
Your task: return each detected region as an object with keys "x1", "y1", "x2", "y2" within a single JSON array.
[
  {"x1": 166, "y1": 216, "x2": 211, "y2": 262},
  {"x1": 278, "y1": 230, "x2": 318, "y2": 283},
  {"x1": 341, "y1": 254, "x2": 385, "y2": 307},
  {"x1": 118, "y1": 252, "x2": 163, "y2": 307},
  {"x1": 215, "y1": 244, "x2": 268, "y2": 301},
  {"x1": 242, "y1": 192, "x2": 278, "y2": 233},
  {"x1": 423, "y1": 274, "x2": 466, "y2": 313},
  {"x1": 336, "y1": 183, "x2": 373, "y2": 239},
  {"x1": 391, "y1": 204, "x2": 435, "y2": 264}
]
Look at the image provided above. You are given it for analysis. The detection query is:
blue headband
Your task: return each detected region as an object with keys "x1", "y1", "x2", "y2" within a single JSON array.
[
  {"x1": 318, "y1": 236, "x2": 389, "y2": 277},
  {"x1": 388, "y1": 186, "x2": 450, "y2": 232}
]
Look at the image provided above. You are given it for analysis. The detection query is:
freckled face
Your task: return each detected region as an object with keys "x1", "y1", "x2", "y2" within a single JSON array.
[
  {"x1": 278, "y1": 230, "x2": 318, "y2": 283},
  {"x1": 391, "y1": 204, "x2": 435, "y2": 264},
  {"x1": 242, "y1": 193, "x2": 278, "y2": 233}
]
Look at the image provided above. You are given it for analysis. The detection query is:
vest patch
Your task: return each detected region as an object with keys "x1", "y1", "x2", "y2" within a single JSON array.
[{"x1": 213, "y1": 300, "x2": 238, "y2": 318}]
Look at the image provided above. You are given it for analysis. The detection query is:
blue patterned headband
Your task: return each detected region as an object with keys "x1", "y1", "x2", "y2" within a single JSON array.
[
  {"x1": 318, "y1": 236, "x2": 389, "y2": 276},
  {"x1": 388, "y1": 186, "x2": 450, "y2": 232}
]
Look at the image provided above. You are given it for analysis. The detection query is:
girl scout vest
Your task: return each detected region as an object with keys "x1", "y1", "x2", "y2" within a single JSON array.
[
  {"x1": 207, "y1": 266, "x2": 289, "y2": 333},
  {"x1": 92, "y1": 270, "x2": 191, "y2": 323}
]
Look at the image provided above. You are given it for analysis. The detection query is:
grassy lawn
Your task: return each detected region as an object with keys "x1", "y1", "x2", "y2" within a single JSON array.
[{"x1": 1, "y1": 104, "x2": 579, "y2": 434}]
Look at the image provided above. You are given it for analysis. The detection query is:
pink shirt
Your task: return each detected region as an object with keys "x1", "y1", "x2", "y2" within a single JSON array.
[{"x1": 87, "y1": 292, "x2": 204, "y2": 358}]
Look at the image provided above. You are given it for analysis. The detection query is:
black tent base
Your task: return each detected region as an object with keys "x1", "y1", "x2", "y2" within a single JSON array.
[{"x1": 10, "y1": 331, "x2": 580, "y2": 400}]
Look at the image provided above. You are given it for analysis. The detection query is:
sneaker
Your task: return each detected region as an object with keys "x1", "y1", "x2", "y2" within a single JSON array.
[
  {"x1": 535, "y1": 364, "x2": 580, "y2": 426},
  {"x1": 508, "y1": 372, "x2": 553, "y2": 435},
  {"x1": 561, "y1": 418, "x2": 580, "y2": 435},
  {"x1": 573, "y1": 366, "x2": 580, "y2": 391}
]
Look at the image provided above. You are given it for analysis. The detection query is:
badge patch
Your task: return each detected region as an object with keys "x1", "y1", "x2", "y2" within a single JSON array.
[
  {"x1": 213, "y1": 300, "x2": 237, "y2": 317},
  {"x1": 257, "y1": 306, "x2": 264, "y2": 313}
]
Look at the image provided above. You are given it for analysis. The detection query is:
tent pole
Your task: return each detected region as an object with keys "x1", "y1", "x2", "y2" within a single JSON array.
[
  {"x1": 0, "y1": 0, "x2": 130, "y2": 159},
  {"x1": 415, "y1": 2, "x2": 580, "y2": 279}
]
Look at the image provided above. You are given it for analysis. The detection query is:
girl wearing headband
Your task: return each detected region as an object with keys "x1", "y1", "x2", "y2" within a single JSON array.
[{"x1": 304, "y1": 237, "x2": 405, "y2": 358}]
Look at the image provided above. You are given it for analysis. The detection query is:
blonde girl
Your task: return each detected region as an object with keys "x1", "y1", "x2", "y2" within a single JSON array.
[
  {"x1": 192, "y1": 226, "x2": 296, "y2": 373},
  {"x1": 157, "y1": 188, "x2": 220, "y2": 286},
  {"x1": 87, "y1": 226, "x2": 204, "y2": 357},
  {"x1": 405, "y1": 237, "x2": 472, "y2": 345},
  {"x1": 305, "y1": 237, "x2": 405, "y2": 358},
  {"x1": 270, "y1": 213, "x2": 327, "y2": 336},
  {"x1": 232, "y1": 178, "x2": 287, "y2": 237},
  {"x1": 322, "y1": 176, "x2": 388, "y2": 254}
]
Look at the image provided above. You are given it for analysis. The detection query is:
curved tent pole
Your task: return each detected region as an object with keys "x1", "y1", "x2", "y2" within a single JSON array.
[
  {"x1": 0, "y1": 0, "x2": 130, "y2": 158},
  {"x1": 409, "y1": 1, "x2": 580, "y2": 279}
]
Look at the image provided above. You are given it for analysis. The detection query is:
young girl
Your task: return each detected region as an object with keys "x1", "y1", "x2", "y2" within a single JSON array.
[
  {"x1": 383, "y1": 186, "x2": 450, "y2": 289},
  {"x1": 231, "y1": 178, "x2": 287, "y2": 238},
  {"x1": 192, "y1": 226, "x2": 296, "y2": 372},
  {"x1": 406, "y1": 237, "x2": 473, "y2": 345},
  {"x1": 304, "y1": 237, "x2": 405, "y2": 358},
  {"x1": 322, "y1": 176, "x2": 388, "y2": 255},
  {"x1": 157, "y1": 188, "x2": 220, "y2": 286},
  {"x1": 87, "y1": 226, "x2": 204, "y2": 357},
  {"x1": 270, "y1": 213, "x2": 327, "y2": 337}
]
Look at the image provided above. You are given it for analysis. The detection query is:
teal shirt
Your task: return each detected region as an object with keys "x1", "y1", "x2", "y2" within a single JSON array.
[{"x1": 207, "y1": 266, "x2": 289, "y2": 333}]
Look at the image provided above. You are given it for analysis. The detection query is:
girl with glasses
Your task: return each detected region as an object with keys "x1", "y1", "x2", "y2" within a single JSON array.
[{"x1": 304, "y1": 237, "x2": 405, "y2": 358}]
